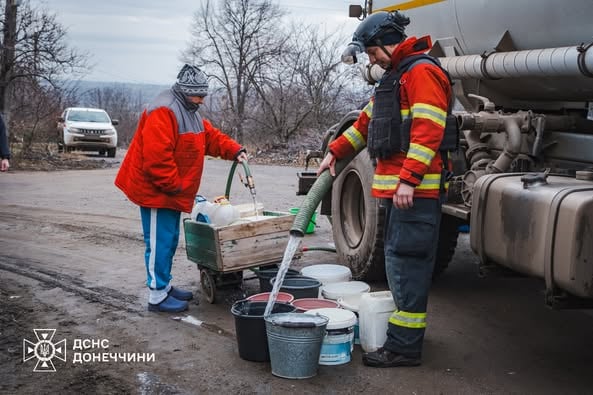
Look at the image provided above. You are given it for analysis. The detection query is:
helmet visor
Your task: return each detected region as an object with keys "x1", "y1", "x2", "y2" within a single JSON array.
[{"x1": 341, "y1": 41, "x2": 365, "y2": 65}]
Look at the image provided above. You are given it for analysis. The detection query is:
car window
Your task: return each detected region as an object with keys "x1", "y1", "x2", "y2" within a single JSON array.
[{"x1": 67, "y1": 110, "x2": 110, "y2": 123}]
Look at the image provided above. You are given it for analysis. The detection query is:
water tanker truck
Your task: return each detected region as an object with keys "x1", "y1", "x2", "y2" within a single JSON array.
[{"x1": 300, "y1": 0, "x2": 593, "y2": 308}]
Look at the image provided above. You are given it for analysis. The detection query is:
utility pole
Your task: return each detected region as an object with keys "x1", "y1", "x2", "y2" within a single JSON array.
[{"x1": 1, "y1": 0, "x2": 19, "y2": 125}]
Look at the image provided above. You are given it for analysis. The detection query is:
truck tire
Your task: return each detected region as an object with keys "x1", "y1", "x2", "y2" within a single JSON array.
[
  {"x1": 107, "y1": 148, "x2": 116, "y2": 158},
  {"x1": 331, "y1": 150, "x2": 386, "y2": 281}
]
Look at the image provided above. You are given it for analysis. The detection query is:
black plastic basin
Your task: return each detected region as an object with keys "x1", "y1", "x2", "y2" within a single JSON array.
[{"x1": 231, "y1": 300, "x2": 296, "y2": 362}]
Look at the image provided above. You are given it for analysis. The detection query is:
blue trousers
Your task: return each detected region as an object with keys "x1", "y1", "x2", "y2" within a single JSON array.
[
  {"x1": 383, "y1": 197, "x2": 442, "y2": 358},
  {"x1": 140, "y1": 207, "x2": 181, "y2": 303}
]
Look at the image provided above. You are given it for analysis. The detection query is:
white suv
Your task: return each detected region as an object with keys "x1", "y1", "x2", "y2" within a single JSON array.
[{"x1": 58, "y1": 107, "x2": 118, "y2": 157}]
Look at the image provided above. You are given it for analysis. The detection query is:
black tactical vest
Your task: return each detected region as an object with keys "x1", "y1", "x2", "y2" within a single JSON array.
[{"x1": 367, "y1": 54, "x2": 458, "y2": 160}]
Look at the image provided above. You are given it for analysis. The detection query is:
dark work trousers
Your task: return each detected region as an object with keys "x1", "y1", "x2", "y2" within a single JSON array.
[{"x1": 382, "y1": 196, "x2": 442, "y2": 358}]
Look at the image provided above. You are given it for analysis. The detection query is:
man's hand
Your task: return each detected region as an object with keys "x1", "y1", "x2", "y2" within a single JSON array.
[
  {"x1": 236, "y1": 151, "x2": 248, "y2": 162},
  {"x1": 0, "y1": 159, "x2": 9, "y2": 172},
  {"x1": 317, "y1": 152, "x2": 336, "y2": 176},
  {"x1": 393, "y1": 183, "x2": 415, "y2": 209}
]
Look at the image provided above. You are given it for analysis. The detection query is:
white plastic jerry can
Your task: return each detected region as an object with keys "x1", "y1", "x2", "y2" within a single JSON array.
[{"x1": 358, "y1": 291, "x2": 396, "y2": 353}]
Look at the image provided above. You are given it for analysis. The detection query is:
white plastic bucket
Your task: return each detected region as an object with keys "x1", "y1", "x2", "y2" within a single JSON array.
[
  {"x1": 300, "y1": 264, "x2": 352, "y2": 285},
  {"x1": 337, "y1": 297, "x2": 360, "y2": 345},
  {"x1": 308, "y1": 308, "x2": 357, "y2": 365},
  {"x1": 358, "y1": 291, "x2": 396, "y2": 353},
  {"x1": 321, "y1": 281, "x2": 370, "y2": 301}
]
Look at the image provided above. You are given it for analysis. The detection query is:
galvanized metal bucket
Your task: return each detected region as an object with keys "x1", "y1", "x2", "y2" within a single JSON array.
[{"x1": 264, "y1": 313, "x2": 328, "y2": 379}]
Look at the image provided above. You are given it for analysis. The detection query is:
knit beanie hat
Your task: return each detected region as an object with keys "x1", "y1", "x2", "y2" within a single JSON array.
[{"x1": 175, "y1": 64, "x2": 209, "y2": 97}]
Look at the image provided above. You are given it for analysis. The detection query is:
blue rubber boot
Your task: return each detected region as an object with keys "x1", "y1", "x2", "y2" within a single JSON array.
[
  {"x1": 169, "y1": 286, "x2": 194, "y2": 301},
  {"x1": 148, "y1": 294, "x2": 188, "y2": 312}
]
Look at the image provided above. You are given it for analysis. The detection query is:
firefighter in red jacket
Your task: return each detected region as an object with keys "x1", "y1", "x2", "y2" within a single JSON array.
[
  {"x1": 318, "y1": 11, "x2": 453, "y2": 367},
  {"x1": 115, "y1": 64, "x2": 247, "y2": 313}
]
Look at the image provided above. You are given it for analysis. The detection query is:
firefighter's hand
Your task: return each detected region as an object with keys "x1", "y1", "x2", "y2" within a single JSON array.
[
  {"x1": 393, "y1": 183, "x2": 415, "y2": 209},
  {"x1": 317, "y1": 152, "x2": 336, "y2": 177}
]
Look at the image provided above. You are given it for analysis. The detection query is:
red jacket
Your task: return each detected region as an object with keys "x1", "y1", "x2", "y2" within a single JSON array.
[
  {"x1": 330, "y1": 36, "x2": 451, "y2": 199},
  {"x1": 115, "y1": 106, "x2": 242, "y2": 213}
]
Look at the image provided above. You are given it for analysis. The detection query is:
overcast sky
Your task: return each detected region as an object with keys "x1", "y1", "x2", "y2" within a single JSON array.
[{"x1": 31, "y1": 0, "x2": 362, "y2": 85}]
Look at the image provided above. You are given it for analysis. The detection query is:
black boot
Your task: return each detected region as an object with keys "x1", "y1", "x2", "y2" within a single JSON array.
[{"x1": 362, "y1": 348, "x2": 421, "y2": 368}]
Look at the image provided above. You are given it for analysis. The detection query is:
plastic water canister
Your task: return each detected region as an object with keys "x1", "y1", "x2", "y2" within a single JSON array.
[
  {"x1": 191, "y1": 195, "x2": 215, "y2": 222},
  {"x1": 358, "y1": 291, "x2": 396, "y2": 353},
  {"x1": 209, "y1": 198, "x2": 240, "y2": 226},
  {"x1": 300, "y1": 264, "x2": 352, "y2": 285}
]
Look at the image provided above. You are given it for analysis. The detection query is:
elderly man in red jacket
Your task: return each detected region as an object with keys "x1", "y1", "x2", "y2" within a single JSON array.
[{"x1": 115, "y1": 64, "x2": 247, "y2": 312}]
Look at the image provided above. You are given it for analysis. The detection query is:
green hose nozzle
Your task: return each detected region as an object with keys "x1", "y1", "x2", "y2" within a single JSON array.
[{"x1": 290, "y1": 158, "x2": 349, "y2": 237}]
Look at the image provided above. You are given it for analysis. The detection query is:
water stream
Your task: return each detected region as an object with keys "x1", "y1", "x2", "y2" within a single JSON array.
[
  {"x1": 263, "y1": 234, "x2": 303, "y2": 316},
  {"x1": 252, "y1": 195, "x2": 258, "y2": 219}
]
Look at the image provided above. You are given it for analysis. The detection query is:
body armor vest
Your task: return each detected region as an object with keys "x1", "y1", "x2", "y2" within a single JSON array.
[{"x1": 367, "y1": 54, "x2": 458, "y2": 159}]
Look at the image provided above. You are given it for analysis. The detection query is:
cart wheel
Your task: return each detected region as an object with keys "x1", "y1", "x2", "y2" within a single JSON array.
[{"x1": 200, "y1": 269, "x2": 216, "y2": 304}]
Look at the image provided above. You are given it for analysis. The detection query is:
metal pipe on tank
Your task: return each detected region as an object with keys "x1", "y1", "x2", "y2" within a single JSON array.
[
  {"x1": 440, "y1": 46, "x2": 593, "y2": 80},
  {"x1": 458, "y1": 111, "x2": 523, "y2": 173},
  {"x1": 487, "y1": 117, "x2": 522, "y2": 174},
  {"x1": 462, "y1": 128, "x2": 491, "y2": 168}
]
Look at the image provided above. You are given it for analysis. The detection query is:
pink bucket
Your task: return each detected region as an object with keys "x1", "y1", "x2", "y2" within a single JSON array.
[
  {"x1": 246, "y1": 292, "x2": 294, "y2": 303},
  {"x1": 291, "y1": 298, "x2": 340, "y2": 312}
]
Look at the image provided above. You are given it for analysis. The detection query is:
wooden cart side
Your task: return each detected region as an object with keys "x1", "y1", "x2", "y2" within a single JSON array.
[
  {"x1": 216, "y1": 212, "x2": 295, "y2": 271},
  {"x1": 183, "y1": 219, "x2": 221, "y2": 271},
  {"x1": 216, "y1": 213, "x2": 294, "y2": 242},
  {"x1": 219, "y1": 232, "x2": 292, "y2": 270}
]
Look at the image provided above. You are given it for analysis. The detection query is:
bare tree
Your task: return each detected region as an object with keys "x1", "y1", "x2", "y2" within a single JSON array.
[
  {"x1": 250, "y1": 44, "x2": 313, "y2": 143},
  {"x1": 0, "y1": 0, "x2": 89, "y2": 159},
  {"x1": 295, "y1": 27, "x2": 353, "y2": 129},
  {"x1": 183, "y1": 0, "x2": 286, "y2": 143},
  {"x1": 249, "y1": 25, "x2": 356, "y2": 144},
  {"x1": 1, "y1": 1, "x2": 88, "y2": 116},
  {"x1": 0, "y1": 0, "x2": 18, "y2": 120},
  {"x1": 9, "y1": 76, "x2": 68, "y2": 155}
]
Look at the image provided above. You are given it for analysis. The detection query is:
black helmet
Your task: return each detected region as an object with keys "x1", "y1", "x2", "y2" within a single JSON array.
[{"x1": 341, "y1": 11, "x2": 410, "y2": 64}]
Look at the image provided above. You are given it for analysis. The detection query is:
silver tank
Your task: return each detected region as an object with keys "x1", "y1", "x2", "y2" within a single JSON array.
[{"x1": 371, "y1": 0, "x2": 593, "y2": 107}]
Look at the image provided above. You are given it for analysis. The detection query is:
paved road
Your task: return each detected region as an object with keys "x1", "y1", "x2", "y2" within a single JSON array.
[{"x1": 1, "y1": 158, "x2": 592, "y2": 394}]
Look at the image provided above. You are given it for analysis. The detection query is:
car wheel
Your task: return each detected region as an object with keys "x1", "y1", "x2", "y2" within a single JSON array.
[{"x1": 107, "y1": 148, "x2": 116, "y2": 158}]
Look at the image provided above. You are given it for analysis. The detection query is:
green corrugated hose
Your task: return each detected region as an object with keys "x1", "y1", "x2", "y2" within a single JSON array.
[
  {"x1": 290, "y1": 158, "x2": 349, "y2": 237},
  {"x1": 225, "y1": 160, "x2": 255, "y2": 200}
]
